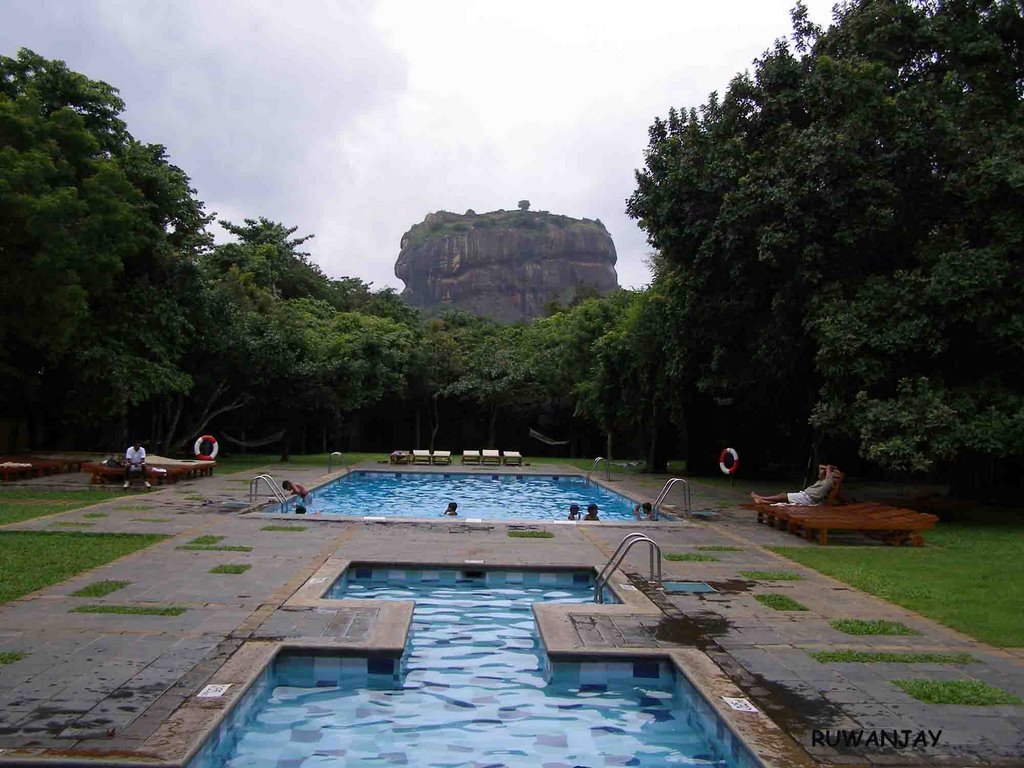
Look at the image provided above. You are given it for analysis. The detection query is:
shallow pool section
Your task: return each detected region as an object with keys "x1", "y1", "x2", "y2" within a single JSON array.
[
  {"x1": 191, "y1": 568, "x2": 760, "y2": 768},
  {"x1": 275, "y1": 471, "x2": 639, "y2": 521}
]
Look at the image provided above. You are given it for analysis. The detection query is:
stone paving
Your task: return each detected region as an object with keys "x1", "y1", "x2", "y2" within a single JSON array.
[{"x1": 0, "y1": 461, "x2": 1020, "y2": 767}]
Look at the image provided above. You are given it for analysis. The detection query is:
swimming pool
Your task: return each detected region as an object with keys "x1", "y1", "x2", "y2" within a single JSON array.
[
  {"x1": 274, "y1": 471, "x2": 640, "y2": 521},
  {"x1": 190, "y1": 568, "x2": 759, "y2": 768}
]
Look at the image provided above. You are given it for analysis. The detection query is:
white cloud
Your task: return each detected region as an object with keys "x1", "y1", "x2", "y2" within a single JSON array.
[{"x1": 1, "y1": 0, "x2": 837, "y2": 292}]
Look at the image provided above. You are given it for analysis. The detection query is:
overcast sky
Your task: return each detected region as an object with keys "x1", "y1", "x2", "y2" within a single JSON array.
[{"x1": 1, "y1": 1, "x2": 837, "y2": 292}]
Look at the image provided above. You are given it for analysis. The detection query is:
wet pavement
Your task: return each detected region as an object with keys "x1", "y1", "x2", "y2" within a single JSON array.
[{"x1": 0, "y1": 461, "x2": 1020, "y2": 766}]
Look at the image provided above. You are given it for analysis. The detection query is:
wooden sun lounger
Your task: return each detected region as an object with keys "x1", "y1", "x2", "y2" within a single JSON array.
[
  {"x1": 481, "y1": 450, "x2": 501, "y2": 465},
  {"x1": 390, "y1": 451, "x2": 412, "y2": 464},
  {"x1": 461, "y1": 450, "x2": 481, "y2": 464},
  {"x1": 81, "y1": 462, "x2": 215, "y2": 486},
  {"x1": 412, "y1": 450, "x2": 432, "y2": 465},
  {"x1": 431, "y1": 450, "x2": 452, "y2": 465},
  {"x1": 786, "y1": 504, "x2": 939, "y2": 546},
  {"x1": 502, "y1": 450, "x2": 522, "y2": 466}
]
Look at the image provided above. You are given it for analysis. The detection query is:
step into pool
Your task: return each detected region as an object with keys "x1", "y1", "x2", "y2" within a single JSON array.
[{"x1": 190, "y1": 568, "x2": 760, "y2": 767}]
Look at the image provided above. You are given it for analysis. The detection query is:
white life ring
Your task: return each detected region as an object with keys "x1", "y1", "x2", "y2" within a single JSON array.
[
  {"x1": 718, "y1": 447, "x2": 739, "y2": 475},
  {"x1": 194, "y1": 434, "x2": 219, "y2": 460}
]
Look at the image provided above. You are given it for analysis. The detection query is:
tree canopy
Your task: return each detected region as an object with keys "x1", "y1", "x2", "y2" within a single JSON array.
[{"x1": 2, "y1": 3, "x2": 1021, "y2": 496}]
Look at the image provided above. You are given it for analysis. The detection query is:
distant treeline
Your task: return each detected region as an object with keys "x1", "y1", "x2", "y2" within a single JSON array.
[{"x1": 1, "y1": 0, "x2": 1021, "y2": 494}]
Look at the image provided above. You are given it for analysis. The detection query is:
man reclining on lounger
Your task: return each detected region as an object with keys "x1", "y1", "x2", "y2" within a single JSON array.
[{"x1": 751, "y1": 465, "x2": 838, "y2": 506}]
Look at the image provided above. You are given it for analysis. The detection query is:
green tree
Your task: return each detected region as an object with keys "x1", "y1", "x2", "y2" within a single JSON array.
[
  {"x1": 628, "y1": 1, "x2": 1023, "y2": 481},
  {"x1": 517, "y1": 199, "x2": 530, "y2": 211},
  {"x1": 0, "y1": 49, "x2": 210, "y2": 445}
]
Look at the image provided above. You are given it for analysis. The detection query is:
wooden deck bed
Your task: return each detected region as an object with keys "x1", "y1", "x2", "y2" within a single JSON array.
[
  {"x1": 81, "y1": 462, "x2": 216, "y2": 486},
  {"x1": 0, "y1": 457, "x2": 66, "y2": 482},
  {"x1": 748, "y1": 469, "x2": 938, "y2": 546},
  {"x1": 785, "y1": 503, "x2": 939, "y2": 546}
]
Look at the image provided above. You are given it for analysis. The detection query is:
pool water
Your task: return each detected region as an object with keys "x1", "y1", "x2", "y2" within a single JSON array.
[
  {"x1": 280, "y1": 471, "x2": 639, "y2": 521},
  {"x1": 195, "y1": 569, "x2": 751, "y2": 768}
]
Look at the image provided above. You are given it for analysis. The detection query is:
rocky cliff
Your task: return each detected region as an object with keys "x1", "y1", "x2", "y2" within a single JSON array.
[{"x1": 395, "y1": 209, "x2": 619, "y2": 322}]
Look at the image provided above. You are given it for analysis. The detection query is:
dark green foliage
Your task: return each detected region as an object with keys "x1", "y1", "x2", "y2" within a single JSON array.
[
  {"x1": 627, "y1": 1, "x2": 1024, "y2": 476},
  {"x1": 0, "y1": 651, "x2": 27, "y2": 666},
  {"x1": 260, "y1": 525, "x2": 307, "y2": 532}
]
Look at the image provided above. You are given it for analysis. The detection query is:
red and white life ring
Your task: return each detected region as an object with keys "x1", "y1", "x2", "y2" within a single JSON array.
[
  {"x1": 718, "y1": 447, "x2": 740, "y2": 475},
  {"x1": 194, "y1": 434, "x2": 219, "y2": 460}
]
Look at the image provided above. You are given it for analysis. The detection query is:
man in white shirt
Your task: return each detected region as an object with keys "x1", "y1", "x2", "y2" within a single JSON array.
[
  {"x1": 751, "y1": 465, "x2": 838, "y2": 506},
  {"x1": 124, "y1": 441, "x2": 150, "y2": 488}
]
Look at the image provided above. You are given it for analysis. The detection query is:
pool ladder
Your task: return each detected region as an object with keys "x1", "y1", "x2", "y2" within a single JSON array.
[
  {"x1": 653, "y1": 477, "x2": 691, "y2": 519},
  {"x1": 328, "y1": 452, "x2": 345, "y2": 473},
  {"x1": 585, "y1": 457, "x2": 611, "y2": 485},
  {"x1": 249, "y1": 474, "x2": 288, "y2": 505},
  {"x1": 594, "y1": 533, "x2": 662, "y2": 603}
]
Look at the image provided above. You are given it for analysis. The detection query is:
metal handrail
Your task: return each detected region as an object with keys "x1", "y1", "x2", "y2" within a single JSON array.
[
  {"x1": 328, "y1": 451, "x2": 344, "y2": 473},
  {"x1": 594, "y1": 533, "x2": 662, "y2": 603},
  {"x1": 653, "y1": 477, "x2": 691, "y2": 518},
  {"x1": 586, "y1": 457, "x2": 610, "y2": 485},
  {"x1": 249, "y1": 474, "x2": 287, "y2": 505}
]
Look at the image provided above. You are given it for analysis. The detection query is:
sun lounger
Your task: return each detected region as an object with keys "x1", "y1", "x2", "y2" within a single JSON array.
[
  {"x1": 786, "y1": 503, "x2": 939, "y2": 546},
  {"x1": 461, "y1": 450, "x2": 481, "y2": 464},
  {"x1": 81, "y1": 461, "x2": 215, "y2": 486},
  {"x1": 481, "y1": 449, "x2": 501, "y2": 465},
  {"x1": 431, "y1": 450, "x2": 452, "y2": 465},
  {"x1": 412, "y1": 450, "x2": 432, "y2": 465},
  {"x1": 390, "y1": 451, "x2": 412, "y2": 464},
  {"x1": 503, "y1": 450, "x2": 522, "y2": 466}
]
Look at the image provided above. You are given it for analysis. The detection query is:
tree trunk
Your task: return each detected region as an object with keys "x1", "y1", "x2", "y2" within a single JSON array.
[
  {"x1": 280, "y1": 427, "x2": 290, "y2": 462},
  {"x1": 488, "y1": 403, "x2": 498, "y2": 448},
  {"x1": 415, "y1": 406, "x2": 421, "y2": 448},
  {"x1": 429, "y1": 396, "x2": 440, "y2": 452}
]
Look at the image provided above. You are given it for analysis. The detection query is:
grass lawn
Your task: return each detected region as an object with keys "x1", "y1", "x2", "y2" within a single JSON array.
[
  {"x1": 830, "y1": 618, "x2": 918, "y2": 635},
  {"x1": 755, "y1": 593, "x2": 808, "y2": 611},
  {"x1": 0, "y1": 531, "x2": 167, "y2": 604},
  {"x1": 0, "y1": 489, "x2": 123, "y2": 526},
  {"x1": 664, "y1": 552, "x2": 718, "y2": 562},
  {"x1": 773, "y1": 519, "x2": 1024, "y2": 646},
  {"x1": 894, "y1": 679, "x2": 1021, "y2": 705}
]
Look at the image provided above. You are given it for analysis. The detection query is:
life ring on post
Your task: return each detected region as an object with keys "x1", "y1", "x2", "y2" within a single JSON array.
[
  {"x1": 193, "y1": 435, "x2": 219, "y2": 461},
  {"x1": 718, "y1": 447, "x2": 740, "y2": 475}
]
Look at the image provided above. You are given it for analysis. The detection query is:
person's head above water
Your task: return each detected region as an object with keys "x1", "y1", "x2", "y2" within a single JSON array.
[
  {"x1": 569, "y1": 504, "x2": 579, "y2": 513},
  {"x1": 444, "y1": 502, "x2": 458, "y2": 515},
  {"x1": 642, "y1": 502, "x2": 653, "y2": 514},
  {"x1": 282, "y1": 480, "x2": 293, "y2": 491}
]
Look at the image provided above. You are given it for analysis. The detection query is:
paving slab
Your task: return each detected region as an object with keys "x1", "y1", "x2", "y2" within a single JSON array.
[{"x1": 0, "y1": 461, "x2": 1020, "y2": 766}]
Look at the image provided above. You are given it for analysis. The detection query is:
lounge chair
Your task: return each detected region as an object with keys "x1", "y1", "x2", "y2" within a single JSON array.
[
  {"x1": 503, "y1": 450, "x2": 523, "y2": 466},
  {"x1": 481, "y1": 449, "x2": 501, "y2": 465},
  {"x1": 787, "y1": 503, "x2": 939, "y2": 546},
  {"x1": 412, "y1": 450, "x2": 432, "y2": 465},
  {"x1": 390, "y1": 451, "x2": 412, "y2": 464},
  {"x1": 461, "y1": 450, "x2": 481, "y2": 464},
  {"x1": 431, "y1": 450, "x2": 452, "y2": 465}
]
